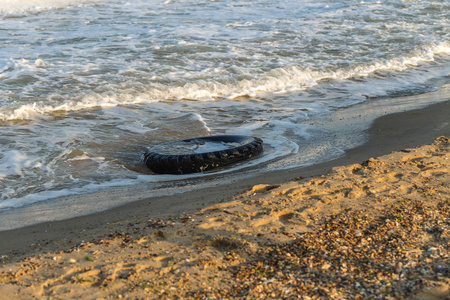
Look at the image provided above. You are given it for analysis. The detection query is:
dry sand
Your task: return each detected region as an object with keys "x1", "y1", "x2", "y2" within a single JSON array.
[{"x1": 0, "y1": 101, "x2": 449, "y2": 299}]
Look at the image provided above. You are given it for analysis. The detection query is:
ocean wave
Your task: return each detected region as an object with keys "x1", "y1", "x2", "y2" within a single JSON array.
[
  {"x1": 335, "y1": 42, "x2": 450, "y2": 79},
  {"x1": 0, "y1": 58, "x2": 48, "y2": 80},
  {"x1": 0, "y1": 41, "x2": 448, "y2": 121}
]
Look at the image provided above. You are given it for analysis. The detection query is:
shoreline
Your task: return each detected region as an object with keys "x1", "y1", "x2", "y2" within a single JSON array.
[
  {"x1": 1, "y1": 84, "x2": 449, "y2": 233},
  {"x1": 0, "y1": 115, "x2": 448, "y2": 299},
  {"x1": 0, "y1": 99, "x2": 448, "y2": 261}
]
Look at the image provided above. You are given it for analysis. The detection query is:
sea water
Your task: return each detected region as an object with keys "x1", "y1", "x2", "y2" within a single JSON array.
[{"x1": 0, "y1": 0, "x2": 449, "y2": 217}]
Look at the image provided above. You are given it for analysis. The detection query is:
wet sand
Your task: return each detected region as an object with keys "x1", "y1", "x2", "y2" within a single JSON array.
[{"x1": 0, "y1": 100, "x2": 449, "y2": 299}]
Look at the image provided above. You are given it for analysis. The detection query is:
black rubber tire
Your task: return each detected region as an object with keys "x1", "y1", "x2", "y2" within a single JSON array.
[{"x1": 141, "y1": 135, "x2": 263, "y2": 174}]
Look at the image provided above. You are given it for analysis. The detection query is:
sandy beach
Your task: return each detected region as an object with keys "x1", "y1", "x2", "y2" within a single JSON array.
[{"x1": 0, "y1": 100, "x2": 449, "y2": 299}]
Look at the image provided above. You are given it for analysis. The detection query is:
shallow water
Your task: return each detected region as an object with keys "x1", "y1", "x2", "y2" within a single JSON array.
[
  {"x1": 0, "y1": 0, "x2": 449, "y2": 212},
  {"x1": 150, "y1": 139, "x2": 244, "y2": 155}
]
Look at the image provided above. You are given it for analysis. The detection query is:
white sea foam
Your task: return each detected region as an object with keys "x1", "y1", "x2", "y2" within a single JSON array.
[
  {"x1": 189, "y1": 113, "x2": 211, "y2": 133},
  {"x1": 67, "y1": 154, "x2": 105, "y2": 162},
  {"x1": 117, "y1": 121, "x2": 158, "y2": 134},
  {"x1": 1, "y1": 41, "x2": 449, "y2": 122},
  {"x1": 0, "y1": 150, "x2": 27, "y2": 178},
  {"x1": 338, "y1": 42, "x2": 450, "y2": 79},
  {"x1": 0, "y1": 150, "x2": 43, "y2": 179},
  {"x1": 0, "y1": 0, "x2": 93, "y2": 15},
  {"x1": 0, "y1": 58, "x2": 49, "y2": 81}
]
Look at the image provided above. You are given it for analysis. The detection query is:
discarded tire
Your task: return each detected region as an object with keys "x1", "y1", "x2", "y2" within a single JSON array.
[{"x1": 141, "y1": 135, "x2": 263, "y2": 174}]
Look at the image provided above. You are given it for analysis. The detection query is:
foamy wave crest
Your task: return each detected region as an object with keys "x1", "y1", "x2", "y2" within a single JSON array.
[
  {"x1": 0, "y1": 0, "x2": 92, "y2": 15},
  {"x1": 190, "y1": 41, "x2": 450, "y2": 99},
  {"x1": 0, "y1": 58, "x2": 48, "y2": 79},
  {"x1": 184, "y1": 41, "x2": 450, "y2": 98},
  {"x1": 0, "y1": 94, "x2": 152, "y2": 121},
  {"x1": 334, "y1": 41, "x2": 450, "y2": 79},
  {"x1": 1, "y1": 42, "x2": 448, "y2": 121}
]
